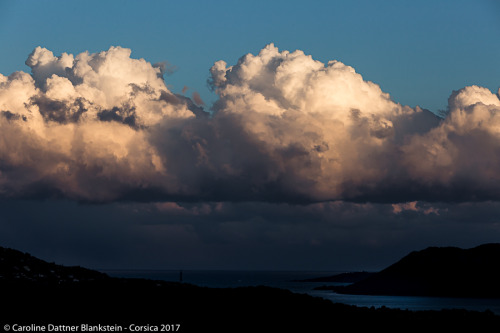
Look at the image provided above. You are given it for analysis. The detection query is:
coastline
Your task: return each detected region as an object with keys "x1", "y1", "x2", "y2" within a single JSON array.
[
  {"x1": 102, "y1": 269, "x2": 500, "y2": 315},
  {"x1": 3, "y1": 246, "x2": 500, "y2": 331},
  {"x1": 2, "y1": 279, "x2": 499, "y2": 332}
]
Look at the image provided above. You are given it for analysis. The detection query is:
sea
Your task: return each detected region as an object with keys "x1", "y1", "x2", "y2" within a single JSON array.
[{"x1": 101, "y1": 270, "x2": 500, "y2": 315}]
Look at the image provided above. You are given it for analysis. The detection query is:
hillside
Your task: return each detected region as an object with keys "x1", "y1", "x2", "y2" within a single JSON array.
[
  {"x1": 0, "y1": 246, "x2": 108, "y2": 283},
  {"x1": 331, "y1": 243, "x2": 500, "y2": 298},
  {"x1": 1, "y1": 245, "x2": 500, "y2": 332}
]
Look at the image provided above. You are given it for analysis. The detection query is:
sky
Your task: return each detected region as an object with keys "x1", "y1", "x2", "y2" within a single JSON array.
[{"x1": 0, "y1": 0, "x2": 500, "y2": 271}]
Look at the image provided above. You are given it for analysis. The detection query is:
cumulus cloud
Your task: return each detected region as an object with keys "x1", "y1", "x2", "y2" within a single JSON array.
[
  {"x1": 0, "y1": 46, "x2": 197, "y2": 201},
  {"x1": 0, "y1": 44, "x2": 499, "y2": 203},
  {"x1": 401, "y1": 85, "x2": 500, "y2": 201},
  {"x1": 204, "y1": 44, "x2": 439, "y2": 202}
]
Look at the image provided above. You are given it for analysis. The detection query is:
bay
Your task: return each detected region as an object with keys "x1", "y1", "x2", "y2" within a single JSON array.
[{"x1": 102, "y1": 270, "x2": 500, "y2": 315}]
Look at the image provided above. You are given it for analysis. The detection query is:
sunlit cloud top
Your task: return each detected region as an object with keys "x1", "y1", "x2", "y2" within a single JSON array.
[{"x1": 0, "y1": 45, "x2": 499, "y2": 204}]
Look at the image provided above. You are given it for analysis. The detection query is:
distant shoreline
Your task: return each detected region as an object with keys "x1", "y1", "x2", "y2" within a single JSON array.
[{"x1": 2, "y1": 245, "x2": 500, "y2": 331}]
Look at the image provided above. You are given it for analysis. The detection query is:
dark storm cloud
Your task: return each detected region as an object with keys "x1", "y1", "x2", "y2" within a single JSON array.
[{"x1": 2, "y1": 199, "x2": 497, "y2": 271}]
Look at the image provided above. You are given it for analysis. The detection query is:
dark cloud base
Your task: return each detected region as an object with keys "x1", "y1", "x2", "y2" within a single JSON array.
[{"x1": 0, "y1": 198, "x2": 498, "y2": 270}]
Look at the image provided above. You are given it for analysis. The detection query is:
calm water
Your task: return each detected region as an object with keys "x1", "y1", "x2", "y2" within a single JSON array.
[{"x1": 102, "y1": 270, "x2": 500, "y2": 315}]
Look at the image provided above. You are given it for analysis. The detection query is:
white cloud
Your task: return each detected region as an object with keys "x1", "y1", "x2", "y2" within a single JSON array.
[
  {"x1": 0, "y1": 44, "x2": 499, "y2": 204},
  {"x1": 207, "y1": 44, "x2": 429, "y2": 201},
  {"x1": 0, "y1": 46, "x2": 197, "y2": 201},
  {"x1": 402, "y1": 85, "x2": 500, "y2": 200}
]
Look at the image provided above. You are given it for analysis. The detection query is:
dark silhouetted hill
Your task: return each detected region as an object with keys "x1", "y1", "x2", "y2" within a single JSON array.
[
  {"x1": 1, "y1": 245, "x2": 500, "y2": 332},
  {"x1": 0, "y1": 246, "x2": 108, "y2": 283},
  {"x1": 330, "y1": 243, "x2": 500, "y2": 298}
]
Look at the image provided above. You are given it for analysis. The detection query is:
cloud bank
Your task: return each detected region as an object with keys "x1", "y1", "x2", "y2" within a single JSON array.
[{"x1": 0, "y1": 44, "x2": 498, "y2": 203}]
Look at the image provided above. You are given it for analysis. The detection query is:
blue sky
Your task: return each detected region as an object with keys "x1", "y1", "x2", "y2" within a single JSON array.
[
  {"x1": 1, "y1": 0, "x2": 499, "y2": 112},
  {"x1": 1, "y1": 0, "x2": 500, "y2": 271}
]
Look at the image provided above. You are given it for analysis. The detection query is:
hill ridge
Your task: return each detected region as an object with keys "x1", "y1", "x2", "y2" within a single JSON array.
[
  {"x1": 0, "y1": 246, "x2": 108, "y2": 283},
  {"x1": 330, "y1": 243, "x2": 500, "y2": 298}
]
